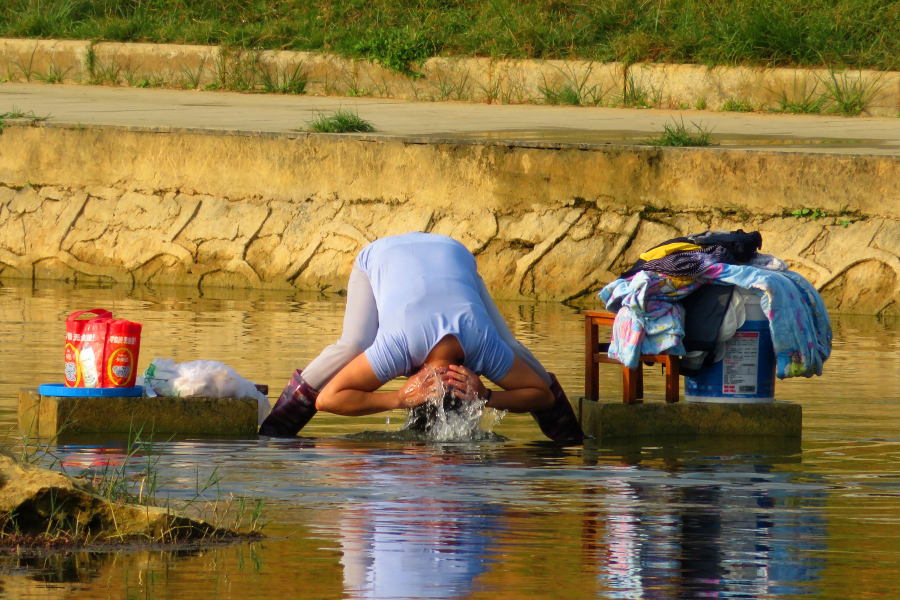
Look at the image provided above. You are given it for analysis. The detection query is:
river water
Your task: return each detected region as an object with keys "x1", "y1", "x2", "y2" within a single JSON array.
[{"x1": 0, "y1": 281, "x2": 898, "y2": 599}]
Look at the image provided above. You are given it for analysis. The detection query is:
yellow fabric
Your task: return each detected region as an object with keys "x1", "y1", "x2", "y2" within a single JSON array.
[
  {"x1": 639, "y1": 242, "x2": 702, "y2": 261},
  {"x1": 666, "y1": 275, "x2": 697, "y2": 289}
]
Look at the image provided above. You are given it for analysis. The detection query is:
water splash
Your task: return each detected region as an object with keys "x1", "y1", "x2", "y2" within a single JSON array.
[{"x1": 401, "y1": 366, "x2": 507, "y2": 442}]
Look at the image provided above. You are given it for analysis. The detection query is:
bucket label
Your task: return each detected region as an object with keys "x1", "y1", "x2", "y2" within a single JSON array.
[{"x1": 723, "y1": 331, "x2": 759, "y2": 394}]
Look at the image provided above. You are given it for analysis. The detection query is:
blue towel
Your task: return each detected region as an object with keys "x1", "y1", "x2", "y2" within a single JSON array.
[{"x1": 698, "y1": 265, "x2": 832, "y2": 378}]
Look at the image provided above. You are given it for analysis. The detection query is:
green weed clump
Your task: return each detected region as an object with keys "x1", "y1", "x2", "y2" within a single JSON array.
[
  {"x1": 257, "y1": 62, "x2": 308, "y2": 94},
  {"x1": 538, "y1": 64, "x2": 608, "y2": 106},
  {"x1": 822, "y1": 72, "x2": 885, "y2": 116},
  {"x1": 33, "y1": 60, "x2": 70, "y2": 83},
  {"x1": 0, "y1": 106, "x2": 51, "y2": 121},
  {"x1": 621, "y1": 73, "x2": 664, "y2": 108},
  {"x1": 767, "y1": 72, "x2": 884, "y2": 115},
  {"x1": 355, "y1": 27, "x2": 436, "y2": 77},
  {"x1": 540, "y1": 82, "x2": 584, "y2": 106},
  {"x1": 1, "y1": 1, "x2": 898, "y2": 72},
  {"x1": 771, "y1": 82, "x2": 827, "y2": 114},
  {"x1": 721, "y1": 99, "x2": 754, "y2": 112},
  {"x1": 792, "y1": 207, "x2": 826, "y2": 219},
  {"x1": 307, "y1": 108, "x2": 376, "y2": 133},
  {"x1": 646, "y1": 118, "x2": 713, "y2": 147}
]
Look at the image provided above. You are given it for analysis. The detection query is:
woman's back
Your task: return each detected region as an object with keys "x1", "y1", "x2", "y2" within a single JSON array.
[{"x1": 356, "y1": 233, "x2": 512, "y2": 383}]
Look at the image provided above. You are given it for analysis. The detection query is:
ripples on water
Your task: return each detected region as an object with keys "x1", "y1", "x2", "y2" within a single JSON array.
[{"x1": 1, "y1": 282, "x2": 899, "y2": 599}]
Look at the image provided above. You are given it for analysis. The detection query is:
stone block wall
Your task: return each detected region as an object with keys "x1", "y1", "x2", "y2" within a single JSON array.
[
  {"x1": 1, "y1": 183, "x2": 898, "y2": 314},
  {"x1": 0, "y1": 123, "x2": 898, "y2": 314}
]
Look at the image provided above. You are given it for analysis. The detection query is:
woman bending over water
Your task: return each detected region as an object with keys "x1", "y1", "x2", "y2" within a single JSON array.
[{"x1": 259, "y1": 232, "x2": 585, "y2": 444}]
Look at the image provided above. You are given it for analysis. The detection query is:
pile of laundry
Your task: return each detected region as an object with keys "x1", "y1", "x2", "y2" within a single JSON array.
[{"x1": 600, "y1": 230, "x2": 832, "y2": 379}]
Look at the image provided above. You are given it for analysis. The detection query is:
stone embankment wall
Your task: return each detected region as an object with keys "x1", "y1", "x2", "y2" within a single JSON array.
[
  {"x1": 1, "y1": 123, "x2": 898, "y2": 315},
  {"x1": 1, "y1": 38, "x2": 898, "y2": 116}
]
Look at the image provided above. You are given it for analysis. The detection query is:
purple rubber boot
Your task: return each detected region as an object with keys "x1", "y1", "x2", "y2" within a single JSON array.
[
  {"x1": 531, "y1": 373, "x2": 586, "y2": 445},
  {"x1": 258, "y1": 370, "x2": 318, "y2": 438}
]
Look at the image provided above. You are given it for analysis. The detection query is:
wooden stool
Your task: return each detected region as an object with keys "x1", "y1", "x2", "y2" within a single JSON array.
[{"x1": 582, "y1": 310, "x2": 681, "y2": 404}]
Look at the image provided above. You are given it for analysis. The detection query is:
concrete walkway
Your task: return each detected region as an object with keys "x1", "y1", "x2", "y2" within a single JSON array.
[{"x1": 3, "y1": 82, "x2": 900, "y2": 155}]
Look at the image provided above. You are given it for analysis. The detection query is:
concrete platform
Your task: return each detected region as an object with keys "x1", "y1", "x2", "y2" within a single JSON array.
[
  {"x1": 576, "y1": 398, "x2": 801, "y2": 440},
  {"x1": 3, "y1": 82, "x2": 900, "y2": 155},
  {"x1": 18, "y1": 388, "x2": 258, "y2": 438}
]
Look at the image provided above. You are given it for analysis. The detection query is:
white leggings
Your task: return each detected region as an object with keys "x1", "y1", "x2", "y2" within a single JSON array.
[{"x1": 302, "y1": 266, "x2": 552, "y2": 391}]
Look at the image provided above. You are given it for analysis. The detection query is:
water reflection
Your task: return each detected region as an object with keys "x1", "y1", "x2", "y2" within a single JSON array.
[
  {"x1": 2, "y1": 434, "x2": 832, "y2": 598},
  {"x1": 338, "y1": 500, "x2": 497, "y2": 599},
  {"x1": 328, "y1": 446, "x2": 507, "y2": 599},
  {"x1": 587, "y1": 442, "x2": 825, "y2": 599},
  {"x1": 599, "y1": 477, "x2": 827, "y2": 599}
]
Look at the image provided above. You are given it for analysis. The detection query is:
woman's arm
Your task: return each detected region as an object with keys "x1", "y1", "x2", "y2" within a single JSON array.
[
  {"x1": 475, "y1": 275, "x2": 553, "y2": 386},
  {"x1": 315, "y1": 353, "x2": 441, "y2": 416},
  {"x1": 442, "y1": 357, "x2": 553, "y2": 413}
]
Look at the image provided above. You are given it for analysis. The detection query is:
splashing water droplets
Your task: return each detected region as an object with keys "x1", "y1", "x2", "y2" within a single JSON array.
[{"x1": 402, "y1": 366, "x2": 507, "y2": 442}]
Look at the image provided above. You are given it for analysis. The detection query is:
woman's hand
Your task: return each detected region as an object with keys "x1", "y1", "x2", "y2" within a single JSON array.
[
  {"x1": 441, "y1": 365, "x2": 489, "y2": 402},
  {"x1": 397, "y1": 367, "x2": 445, "y2": 409}
]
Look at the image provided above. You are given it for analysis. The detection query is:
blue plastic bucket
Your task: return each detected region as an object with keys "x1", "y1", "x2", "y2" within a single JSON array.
[{"x1": 685, "y1": 289, "x2": 776, "y2": 404}]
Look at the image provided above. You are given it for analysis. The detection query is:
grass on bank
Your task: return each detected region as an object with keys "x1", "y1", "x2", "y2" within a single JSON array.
[
  {"x1": 821, "y1": 71, "x2": 887, "y2": 116},
  {"x1": 645, "y1": 118, "x2": 713, "y2": 147},
  {"x1": 770, "y1": 80, "x2": 829, "y2": 114},
  {"x1": 721, "y1": 99, "x2": 755, "y2": 113},
  {"x1": 2, "y1": 0, "x2": 899, "y2": 72},
  {"x1": 765, "y1": 72, "x2": 886, "y2": 116},
  {"x1": 0, "y1": 105, "x2": 51, "y2": 132},
  {"x1": 539, "y1": 64, "x2": 611, "y2": 106},
  {"x1": 0, "y1": 105, "x2": 50, "y2": 120},
  {"x1": 306, "y1": 108, "x2": 376, "y2": 133},
  {"x1": 1, "y1": 424, "x2": 265, "y2": 548}
]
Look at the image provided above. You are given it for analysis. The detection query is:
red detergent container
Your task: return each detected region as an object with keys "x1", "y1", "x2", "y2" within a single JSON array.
[
  {"x1": 65, "y1": 311, "x2": 143, "y2": 388},
  {"x1": 104, "y1": 319, "x2": 143, "y2": 387},
  {"x1": 64, "y1": 309, "x2": 112, "y2": 387}
]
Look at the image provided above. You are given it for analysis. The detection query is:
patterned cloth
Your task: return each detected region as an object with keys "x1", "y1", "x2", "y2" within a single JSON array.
[
  {"x1": 638, "y1": 246, "x2": 735, "y2": 278},
  {"x1": 599, "y1": 271, "x2": 703, "y2": 369}
]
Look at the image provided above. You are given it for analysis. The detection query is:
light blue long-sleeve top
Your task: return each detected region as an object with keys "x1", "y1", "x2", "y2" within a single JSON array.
[{"x1": 357, "y1": 232, "x2": 514, "y2": 384}]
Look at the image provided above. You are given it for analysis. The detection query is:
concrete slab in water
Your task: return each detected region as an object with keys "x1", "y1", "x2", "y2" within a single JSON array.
[
  {"x1": 576, "y1": 398, "x2": 801, "y2": 440},
  {"x1": 18, "y1": 388, "x2": 258, "y2": 438}
]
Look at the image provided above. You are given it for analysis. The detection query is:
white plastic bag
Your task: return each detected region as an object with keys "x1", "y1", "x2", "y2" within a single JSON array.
[{"x1": 137, "y1": 358, "x2": 271, "y2": 425}]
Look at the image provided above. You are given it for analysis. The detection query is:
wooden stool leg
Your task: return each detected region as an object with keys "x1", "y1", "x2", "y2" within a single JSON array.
[
  {"x1": 623, "y1": 364, "x2": 642, "y2": 404},
  {"x1": 665, "y1": 357, "x2": 680, "y2": 403},
  {"x1": 586, "y1": 319, "x2": 599, "y2": 401},
  {"x1": 636, "y1": 363, "x2": 644, "y2": 399}
]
